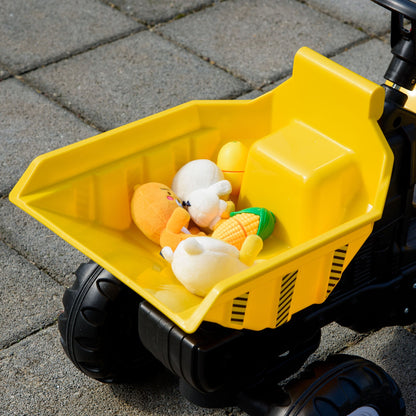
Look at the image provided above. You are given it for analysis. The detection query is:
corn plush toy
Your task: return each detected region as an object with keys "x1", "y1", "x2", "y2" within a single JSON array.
[
  {"x1": 131, "y1": 182, "x2": 205, "y2": 250},
  {"x1": 212, "y1": 207, "x2": 276, "y2": 250}
]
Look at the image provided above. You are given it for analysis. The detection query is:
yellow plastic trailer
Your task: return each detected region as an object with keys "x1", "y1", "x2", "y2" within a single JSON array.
[{"x1": 10, "y1": 47, "x2": 393, "y2": 334}]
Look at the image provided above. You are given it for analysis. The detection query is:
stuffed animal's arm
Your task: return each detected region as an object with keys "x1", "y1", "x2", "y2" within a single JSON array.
[
  {"x1": 166, "y1": 207, "x2": 191, "y2": 233},
  {"x1": 221, "y1": 200, "x2": 235, "y2": 219},
  {"x1": 239, "y1": 235, "x2": 263, "y2": 266}
]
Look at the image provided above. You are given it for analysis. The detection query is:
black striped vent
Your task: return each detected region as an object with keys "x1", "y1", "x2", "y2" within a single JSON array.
[
  {"x1": 276, "y1": 270, "x2": 298, "y2": 327},
  {"x1": 230, "y1": 292, "x2": 249, "y2": 325},
  {"x1": 326, "y1": 244, "x2": 348, "y2": 297}
]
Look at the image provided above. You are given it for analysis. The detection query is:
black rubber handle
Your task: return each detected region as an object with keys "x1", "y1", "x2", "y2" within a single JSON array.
[{"x1": 372, "y1": 0, "x2": 416, "y2": 20}]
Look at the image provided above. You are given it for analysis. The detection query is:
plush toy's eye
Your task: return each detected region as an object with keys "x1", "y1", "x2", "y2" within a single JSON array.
[{"x1": 161, "y1": 187, "x2": 174, "y2": 200}]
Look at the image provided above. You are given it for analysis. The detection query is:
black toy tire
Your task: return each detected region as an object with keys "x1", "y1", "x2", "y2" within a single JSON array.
[
  {"x1": 58, "y1": 261, "x2": 156, "y2": 383},
  {"x1": 273, "y1": 354, "x2": 405, "y2": 416}
]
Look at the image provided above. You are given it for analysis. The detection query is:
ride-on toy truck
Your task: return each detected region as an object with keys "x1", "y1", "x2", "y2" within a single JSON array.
[{"x1": 9, "y1": 0, "x2": 416, "y2": 414}]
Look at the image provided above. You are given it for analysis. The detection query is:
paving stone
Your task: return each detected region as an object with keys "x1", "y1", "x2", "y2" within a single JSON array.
[
  {"x1": 0, "y1": 0, "x2": 141, "y2": 73},
  {"x1": 314, "y1": 323, "x2": 364, "y2": 359},
  {"x1": 0, "y1": 67, "x2": 9, "y2": 80},
  {"x1": 278, "y1": 323, "x2": 366, "y2": 386},
  {"x1": 406, "y1": 322, "x2": 416, "y2": 333},
  {"x1": 0, "y1": 78, "x2": 97, "y2": 196},
  {"x1": 0, "y1": 325, "x2": 231, "y2": 415},
  {"x1": 304, "y1": 0, "x2": 390, "y2": 35},
  {"x1": 236, "y1": 89, "x2": 264, "y2": 100},
  {"x1": 158, "y1": 0, "x2": 367, "y2": 87},
  {"x1": 345, "y1": 326, "x2": 416, "y2": 415},
  {"x1": 332, "y1": 38, "x2": 392, "y2": 85},
  {"x1": 262, "y1": 76, "x2": 290, "y2": 93},
  {"x1": 24, "y1": 31, "x2": 248, "y2": 131},
  {"x1": 0, "y1": 198, "x2": 87, "y2": 287},
  {"x1": 107, "y1": 0, "x2": 216, "y2": 25},
  {"x1": 263, "y1": 38, "x2": 391, "y2": 93},
  {"x1": 0, "y1": 242, "x2": 63, "y2": 349}
]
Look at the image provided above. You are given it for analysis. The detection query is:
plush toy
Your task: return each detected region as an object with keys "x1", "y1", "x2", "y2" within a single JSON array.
[
  {"x1": 172, "y1": 159, "x2": 234, "y2": 230},
  {"x1": 161, "y1": 234, "x2": 263, "y2": 297},
  {"x1": 185, "y1": 180, "x2": 234, "y2": 229},
  {"x1": 212, "y1": 207, "x2": 276, "y2": 250},
  {"x1": 172, "y1": 159, "x2": 225, "y2": 201},
  {"x1": 131, "y1": 182, "x2": 204, "y2": 250}
]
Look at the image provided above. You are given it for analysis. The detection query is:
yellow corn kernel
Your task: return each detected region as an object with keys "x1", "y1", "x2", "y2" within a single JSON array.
[{"x1": 212, "y1": 213, "x2": 260, "y2": 250}]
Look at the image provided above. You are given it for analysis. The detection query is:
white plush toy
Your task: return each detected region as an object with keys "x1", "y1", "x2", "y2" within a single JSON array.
[
  {"x1": 161, "y1": 235, "x2": 263, "y2": 297},
  {"x1": 172, "y1": 159, "x2": 225, "y2": 200},
  {"x1": 172, "y1": 160, "x2": 233, "y2": 229},
  {"x1": 186, "y1": 180, "x2": 233, "y2": 229}
]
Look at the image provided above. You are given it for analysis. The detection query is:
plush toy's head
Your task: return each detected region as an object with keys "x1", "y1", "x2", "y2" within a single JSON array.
[
  {"x1": 186, "y1": 180, "x2": 231, "y2": 229},
  {"x1": 171, "y1": 159, "x2": 225, "y2": 201},
  {"x1": 131, "y1": 182, "x2": 182, "y2": 244},
  {"x1": 172, "y1": 159, "x2": 233, "y2": 229},
  {"x1": 161, "y1": 236, "x2": 248, "y2": 297}
]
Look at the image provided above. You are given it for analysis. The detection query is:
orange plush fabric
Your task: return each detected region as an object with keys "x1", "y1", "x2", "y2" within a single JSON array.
[
  {"x1": 131, "y1": 182, "x2": 204, "y2": 250},
  {"x1": 160, "y1": 206, "x2": 204, "y2": 249}
]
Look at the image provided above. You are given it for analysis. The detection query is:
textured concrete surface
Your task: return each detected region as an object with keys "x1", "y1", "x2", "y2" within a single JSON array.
[
  {"x1": 106, "y1": 0, "x2": 216, "y2": 25},
  {"x1": 263, "y1": 37, "x2": 392, "y2": 95},
  {"x1": 0, "y1": 0, "x2": 142, "y2": 73},
  {"x1": 0, "y1": 78, "x2": 97, "y2": 195},
  {"x1": 158, "y1": 0, "x2": 366, "y2": 87},
  {"x1": 304, "y1": 0, "x2": 391, "y2": 35},
  {"x1": 0, "y1": 241, "x2": 63, "y2": 350},
  {"x1": 331, "y1": 38, "x2": 392, "y2": 84},
  {"x1": 1, "y1": 0, "x2": 415, "y2": 415},
  {"x1": 24, "y1": 31, "x2": 248, "y2": 131},
  {"x1": 0, "y1": 67, "x2": 9, "y2": 80},
  {"x1": 0, "y1": 325, "x2": 231, "y2": 416},
  {"x1": 0, "y1": 198, "x2": 88, "y2": 287}
]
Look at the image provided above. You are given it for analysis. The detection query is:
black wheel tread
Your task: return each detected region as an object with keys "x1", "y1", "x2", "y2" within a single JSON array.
[
  {"x1": 58, "y1": 261, "x2": 155, "y2": 383},
  {"x1": 281, "y1": 355, "x2": 406, "y2": 415}
]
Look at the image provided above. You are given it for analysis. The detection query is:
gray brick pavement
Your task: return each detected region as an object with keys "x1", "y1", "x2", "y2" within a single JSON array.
[
  {"x1": 0, "y1": 325, "x2": 230, "y2": 416},
  {"x1": 0, "y1": 198, "x2": 88, "y2": 287},
  {"x1": 0, "y1": 78, "x2": 97, "y2": 195},
  {"x1": 331, "y1": 38, "x2": 391, "y2": 84},
  {"x1": 0, "y1": 0, "x2": 142, "y2": 73},
  {"x1": 0, "y1": 241, "x2": 63, "y2": 350},
  {"x1": 0, "y1": 67, "x2": 9, "y2": 80},
  {"x1": 1, "y1": 0, "x2": 415, "y2": 415},
  {"x1": 106, "y1": 0, "x2": 217, "y2": 25},
  {"x1": 24, "y1": 31, "x2": 249, "y2": 131},
  {"x1": 304, "y1": 0, "x2": 391, "y2": 35},
  {"x1": 158, "y1": 0, "x2": 367, "y2": 87}
]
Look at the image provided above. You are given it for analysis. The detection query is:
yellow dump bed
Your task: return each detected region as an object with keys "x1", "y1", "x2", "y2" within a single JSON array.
[{"x1": 10, "y1": 47, "x2": 393, "y2": 333}]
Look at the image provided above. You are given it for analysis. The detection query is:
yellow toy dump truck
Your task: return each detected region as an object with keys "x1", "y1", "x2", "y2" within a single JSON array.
[{"x1": 9, "y1": 1, "x2": 416, "y2": 414}]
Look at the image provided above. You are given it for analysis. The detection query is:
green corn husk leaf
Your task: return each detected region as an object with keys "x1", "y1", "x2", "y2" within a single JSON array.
[{"x1": 230, "y1": 207, "x2": 276, "y2": 240}]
